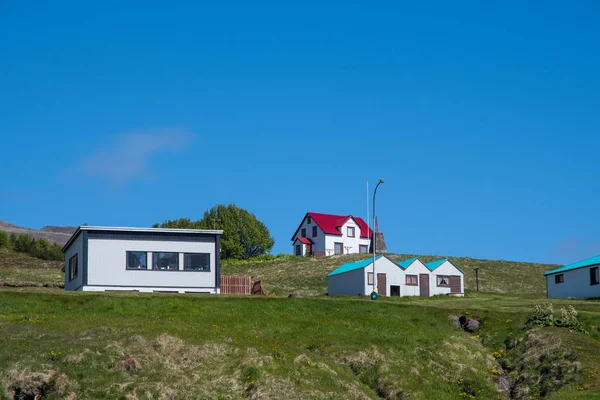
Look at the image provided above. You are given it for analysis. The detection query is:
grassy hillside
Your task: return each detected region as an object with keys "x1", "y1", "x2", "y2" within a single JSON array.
[
  {"x1": 1, "y1": 290, "x2": 599, "y2": 399},
  {"x1": 0, "y1": 248, "x2": 557, "y2": 295},
  {"x1": 222, "y1": 253, "x2": 558, "y2": 296},
  {"x1": 0, "y1": 248, "x2": 62, "y2": 287}
]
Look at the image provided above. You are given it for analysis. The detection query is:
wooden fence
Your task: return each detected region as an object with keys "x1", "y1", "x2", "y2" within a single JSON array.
[{"x1": 220, "y1": 275, "x2": 251, "y2": 295}]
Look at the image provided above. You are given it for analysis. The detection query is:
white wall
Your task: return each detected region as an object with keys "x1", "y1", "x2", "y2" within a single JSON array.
[
  {"x1": 324, "y1": 220, "x2": 370, "y2": 256},
  {"x1": 361, "y1": 257, "x2": 404, "y2": 296},
  {"x1": 64, "y1": 234, "x2": 84, "y2": 290},
  {"x1": 428, "y1": 261, "x2": 464, "y2": 296},
  {"x1": 86, "y1": 238, "x2": 217, "y2": 289},
  {"x1": 402, "y1": 259, "x2": 430, "y2": 296},
  {"x1": 547, "y1": 266, "x2": 600, "y2": 298},
  {"x1": 293, "y1": 240, "x2": 307, "y2": 256},
  {"x1": 328, "y1": 268, "x2": 365, "y2": 296},
  {"x1": 292, "y1": 215, "x2": 326, "y2": 255}
]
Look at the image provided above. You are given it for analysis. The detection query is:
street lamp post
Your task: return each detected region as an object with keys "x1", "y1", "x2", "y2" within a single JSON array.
[{"x1": 372, "y1": 178, "x2": 384, "y2": 296}]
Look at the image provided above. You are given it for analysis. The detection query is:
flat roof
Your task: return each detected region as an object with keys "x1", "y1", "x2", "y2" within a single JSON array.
[{"x1": 62, "y1": 226, "x2": 223, "y2": 253}]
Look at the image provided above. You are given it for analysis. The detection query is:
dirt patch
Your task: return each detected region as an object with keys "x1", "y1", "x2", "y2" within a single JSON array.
[
  {"x1": 115, "y1": 355, "x2": 142, "y2": 373},
  {"x1": 2, "y1": 366, "x2": 56, "y2": 399}
]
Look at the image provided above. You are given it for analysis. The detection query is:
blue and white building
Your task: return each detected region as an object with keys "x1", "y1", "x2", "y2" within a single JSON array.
[
  {"x1": 544, "y1": 255, "x2": 600, "y2": 299},
  {"x1": 327, "y1": 255, "x2": 464, "y2": 297}
]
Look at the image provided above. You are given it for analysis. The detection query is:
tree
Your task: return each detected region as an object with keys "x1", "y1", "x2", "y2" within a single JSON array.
[
  {"x1": 154, "y1": 204, "x2": 274, "y2": 259},
  {"x1": 0, "y1": 231, "x2": 8, "y2": 248}
]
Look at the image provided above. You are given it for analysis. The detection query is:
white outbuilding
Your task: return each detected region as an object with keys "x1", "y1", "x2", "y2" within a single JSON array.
[
  {"x1": 327, "y1": 255, "x2": 464, "y2": 297},
  {"x1": 62, "y1": 226, "x2": 223, "y2": 293},
  {"x1": 544, "y1": 255, "x2": 600, "y2": 299}
]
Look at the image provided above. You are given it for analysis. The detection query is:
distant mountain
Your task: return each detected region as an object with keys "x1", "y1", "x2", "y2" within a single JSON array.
[{"x1": 0, "y1": 220, "x2": 76, "y2": 245}]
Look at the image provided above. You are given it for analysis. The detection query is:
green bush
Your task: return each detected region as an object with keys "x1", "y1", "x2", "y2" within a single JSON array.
[
  {"x1": 526, "y1": 304, "x2": 588, "y2": 335},
  {"x1": 0, "y1": 231, "x2": 8, "y2": 248},
  {"x1": 9, "y1": 233, "x2": 63, "y2": 261}
]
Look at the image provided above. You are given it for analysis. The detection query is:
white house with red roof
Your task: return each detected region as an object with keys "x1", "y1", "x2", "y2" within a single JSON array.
[{"x1": 291, "y1": 212, "x2": 373, "y2": 256}]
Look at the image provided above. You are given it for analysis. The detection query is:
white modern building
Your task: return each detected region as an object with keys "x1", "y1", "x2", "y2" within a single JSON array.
[
  {"x1": 544, "y1": 255, "x2": 600, "y2": 299},
  {"x1": 62, "y1": 226, "x2": 223, "y2": 293},
  {"x1": 327, "y1": 256, "x2": 464, "y2": 297},
  {"x1": 291, "y1": 212, "x2": 373, "y2": 256}
]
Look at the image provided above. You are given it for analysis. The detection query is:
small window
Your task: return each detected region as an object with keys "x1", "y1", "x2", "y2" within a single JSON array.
[
  {"x1": 312, "y1": 226, "x2": 317, "y2": 237},
  {"x1": 307, "y1": 216, "x2": 311, "y2": 224},
  {"x1": 555, "y1": 274, "x2": 564, "y2": 284},
  {"x1": 591, "y1": 267, "x2": 599, "y2": 286},
  {"x1": 301, "y1": 228, "x2": 306, "y2": 237},
  {"x1": 69, "y1": 254, "x2": 78, "y2": 281},
  {"x1": 126, "y1": 251, "x2": 148, "y2": 270},
  {"x1": 334, "y1": 242, "x2": 343, "y2": 255},
  {"x1": 359, "y1": 245, "x2": 369, "y2": 254},
  {"x1": 152, "y1": 252, "x2": 178, "y2": 270},
  {"x1": 437, "y1": 275, "x2": 450, "y2": 287},
  {"x1": 367, "y1": 272, "x2": 374, "y2": 285},
  {"x1": 406, "y1": 275, "x2": 418, "y2": 286},
  {"x1": 184, "y1": 253, "x2": 210, "y2": 271},
  {"x1": 347, "y1": 227, "x2": 355, "y2": 237},
  {"x1": 295, "y1": 245, "x2": 301, "y2": 256}
]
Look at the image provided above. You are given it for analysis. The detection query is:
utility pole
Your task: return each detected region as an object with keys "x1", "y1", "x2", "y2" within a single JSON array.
[{"x1": 474, "y1": 268, "x2": 479, "y2": 291}]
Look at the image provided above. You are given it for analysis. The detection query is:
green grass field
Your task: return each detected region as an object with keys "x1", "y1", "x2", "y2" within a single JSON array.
[{"x1": 1, "y1": 248, "x2": 599, "y2": 399}]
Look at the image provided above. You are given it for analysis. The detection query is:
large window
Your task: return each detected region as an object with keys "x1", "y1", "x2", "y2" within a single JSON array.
[
  {"x1": 301, "y1": 228, "x2": 306, "y2": 237},
  {"x1": 153, "y1": 252, "x2": 179, "y2": 270},
  {"x1": 555, "y1": 274, "x2": 564, "y2": 284},
  {"x1": 406, "y1": 275, "x2": 418, "y2": 286},
  {"x1": 184, "y1": 253, "x2": 210, "y2": 271},
  {"x1": 591, "y1": 267, "x2": 599, "y2": 286},
  {"x1": 312, "y1": 226, "x2": 317, "y2": 237},
  {"x1": 359, "y1": 245, "x2": 368, "y2": 254},
  {"x1": 437, "y1": 275, "x2": 450, "y2": 287},
  {"x1": 127, "y1": 251, "x2": 148, "y2": 269},
  {"x1": 295, "y1": 245, "x2": 301, "y2": 256},
  {"x1": 69, "y1": 254, "x2": 78, "y2": 281},
  {"x1": 347, "y1": 227, "x2": 355, "y2": 237},
  {"x1": 334, "y1": 242, "x2": 343, "y2": 255}
]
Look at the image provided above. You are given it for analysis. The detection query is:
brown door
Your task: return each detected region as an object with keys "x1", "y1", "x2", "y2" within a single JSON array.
[
  {"x1": 450, "y1": 276, "x2": 461, "y2": 293},
  {"x1": 306, "y1": 244, "x2": 312, "y2": 256},
  {"x1": 419, "y1": 274, "x2": 429, "y2": 297},
  {"x1": 377, "y1": 273, "x2": 387, "y2": 296}
]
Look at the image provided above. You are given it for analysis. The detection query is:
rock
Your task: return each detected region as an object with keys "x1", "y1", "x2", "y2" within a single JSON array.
[
  {"x1": 465, "y1": 319, "x2": 481, "y2": 332},
  {"x1": 288, "y1": 294, "x2": 304, "y2": 299},
  {"x1": 450, "y1": 316, "x2": 462, "y2": 329}
]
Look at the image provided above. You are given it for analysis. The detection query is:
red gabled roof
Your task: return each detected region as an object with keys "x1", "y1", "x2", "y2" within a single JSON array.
[
  {"x1": 294, "y1": 237, "x2": 313, "y2": 245},
  {"x1": 291, "y1": 212, "x2": 373, "y2": 240}
]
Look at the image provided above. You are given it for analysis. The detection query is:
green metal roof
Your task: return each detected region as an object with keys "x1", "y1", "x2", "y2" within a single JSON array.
[
  {"x1": 397, "y1": 257, "x2": 418, "y2": 269},
  {"x1": 543, "y1": 255, "x2": 600, "y2": 276},
  {"x1": 328, "y1": 255, "x2": 383, "y2": 277},
  {"x1": 425, "y1": 258, "x2": 448, "y2": 271}
]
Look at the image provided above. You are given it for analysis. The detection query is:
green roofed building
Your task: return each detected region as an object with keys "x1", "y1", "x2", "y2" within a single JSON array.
[
  {"x1": 544, "y1": 255, "x2": 600, "y2": 298},
  {"x1": 327, "y1": 255, "x2": 464, "y2": 297}
]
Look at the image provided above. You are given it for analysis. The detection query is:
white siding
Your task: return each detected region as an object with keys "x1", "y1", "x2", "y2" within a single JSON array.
[
  {"x1": 547, "y1": 266, "x2": 600, "y2": 298},
  {"x1": 362, "y1": 256, "x2": 404, "y2": 295},
  {"x1": 429, "y1": 261, "x2": 464, "y2": 296},
  {"x1": 292, "y1": 216, "x2": 326, "y2": 255},
  {"x1": 328, "y1": 268, "x2": 365, "y2": 296},
  {"x1": 86, "y1": 238, "x2": 217, "y2": 290},
  {"x1": 64, "y1": 234, "x2": 84, "y2": 291},
  {"x1": 402, "y1": 259, "x2": 430, "y2": 296}
]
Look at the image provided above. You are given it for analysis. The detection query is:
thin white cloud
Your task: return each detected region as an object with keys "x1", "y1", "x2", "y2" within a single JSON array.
[
  {"x1": 83, "y1": 129, "x2": 192, "y2": 184},
  {"x1": 548, "y1": 236, "x2": 600, "y2": 265}
]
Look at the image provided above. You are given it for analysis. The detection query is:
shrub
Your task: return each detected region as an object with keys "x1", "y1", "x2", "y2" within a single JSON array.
[
  {"x1": 0, "y1": 231, "x2": 8, "y2": 248},
  {"x1": 526, "y1": 304, "x2": 588, "y2": 335}
]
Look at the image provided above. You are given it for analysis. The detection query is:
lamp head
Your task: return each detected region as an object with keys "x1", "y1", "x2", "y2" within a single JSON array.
[{"x1": 379, "y1": 179, "x2": 384, "y2": 184}]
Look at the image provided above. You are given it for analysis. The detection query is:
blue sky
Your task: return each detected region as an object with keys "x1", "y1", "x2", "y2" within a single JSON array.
[{"x1": 1, "y1": 1, "x2": 599, "y2": 264}]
